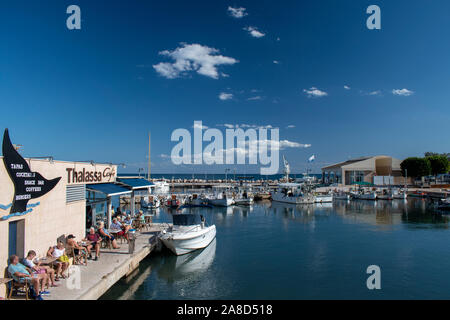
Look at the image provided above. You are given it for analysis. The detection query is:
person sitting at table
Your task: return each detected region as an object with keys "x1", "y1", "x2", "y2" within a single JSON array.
[
  {"x1": 122, "y1": 215, "x2": 133, "y2": 233},
  {"x1": 138, "y1": 210, "x2": 146, "y2": 223},
  {"x1": 110, "y1": 218, "x2": 127, "y2": 237},
  {"x1": 67, "y1": 234, "x2": 92, "y2": 264},
  {"x1": 23, "y1": 250, "x2": 58, "y2": 287},
  {"x1": 8, "y1": 255, "x2": 46, "y2": 300},
  {"x1": 84, "y1": 227, "x2": 101, "y2": 261},
  {"x1": 98, "y1": 221, "x2": 120, "y2": 249},
  {"x1": 47, "y1": 241, "x2": 69, "y2": 279}
]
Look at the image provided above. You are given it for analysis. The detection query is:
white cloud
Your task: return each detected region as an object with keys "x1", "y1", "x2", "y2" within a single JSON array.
[
  {"x1": 344, "y1": 85, "x2": 351, "y2": 90},
  {"x1": 303, "y1": 87, "x2": 328, "y2": 98},
  {"x1": 217, "y1": 124, "x2": 275, "y2": 130},
  {"x1": 153, "y1": 43, "x2": 238, "y2": 79},
  {"x1": 368, "y1": 90, "x2": 381, "y2": 96},
  {"x1": 228, "y1": 6, "x2": 248, "y2": 18},
  {"x1": 192, "y1": 123, "x2": 209, "y2": 130},
  {"x1": 273, "y1": 60, "x2": 280, "y2": 64},
  {"x1": 244, "y1": 26, "x2": 266, "y2": 38},
  {"x1": 286, "y1": 125, "x2": 296, "y2": 129},
  {"x1": 219, "y1": 92, "x2": 233, "y2": 101},
  {"x1": 247, "y1": 96, "x2": 263, "y2": 101},
  {"x1": 392, "y1": 88, "x2": 414, "y2": 96}
]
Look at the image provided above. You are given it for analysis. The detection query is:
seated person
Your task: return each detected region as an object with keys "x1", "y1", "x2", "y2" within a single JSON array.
[
  {"x1": 111, "y1": 218, "x2": 129, "y2": 240},
  {"x1": 138, "y1": 211, "x2": 146, "y2": 223},
  {"x1": 8, "y1": 255, "x2": 46, "y2": 300},
  {"x1": 98, "y1": 221, "x2": 120, "y2": 249},
  {"x1": 84, "y1": 227, "x2": 102, "y2": 261},
  {"x1": 47, "y1": 241, "x2": 69, "y2": 279},
  {"x1": 122, "y1": 215, "x2": 133, "y2": 232},
  {"x1": 23, "y1": 250, "x2": 58, "y2": 287},
  {"x1": 67, "y1": 234, "x2": 92, "y2": 264}
]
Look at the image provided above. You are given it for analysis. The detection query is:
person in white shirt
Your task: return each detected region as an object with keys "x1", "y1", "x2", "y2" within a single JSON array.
[{"x1": 23, "y1": 250, "x2": 58, "y2": 287}]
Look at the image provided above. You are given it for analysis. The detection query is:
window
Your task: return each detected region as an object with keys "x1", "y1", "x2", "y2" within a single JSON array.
[{"x1": 350, "y1": 171, "x2": 365, "y2": 184}]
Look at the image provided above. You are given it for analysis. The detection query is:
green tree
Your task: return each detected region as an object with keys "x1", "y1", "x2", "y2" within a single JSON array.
[
  {"x1": 401, "y1": 157, "x2": 431, "y2": 179},
  {"x1": 426, "y1": 155, "x2": 449, "y2": 177}
]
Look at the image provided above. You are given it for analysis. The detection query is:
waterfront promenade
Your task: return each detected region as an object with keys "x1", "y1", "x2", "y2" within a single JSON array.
[{"x1": 45, "y1": 224, "x2": 167, "y2": 300}]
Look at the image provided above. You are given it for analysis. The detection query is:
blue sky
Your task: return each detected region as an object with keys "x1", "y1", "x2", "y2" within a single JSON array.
[{"x1": 0, "y1": 0, "x2": 449, "y2": 174}]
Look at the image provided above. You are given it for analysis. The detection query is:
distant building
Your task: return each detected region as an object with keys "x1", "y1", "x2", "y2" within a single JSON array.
[{"x1": 321, "y1": 155, "x2": 407, "y2": 186}]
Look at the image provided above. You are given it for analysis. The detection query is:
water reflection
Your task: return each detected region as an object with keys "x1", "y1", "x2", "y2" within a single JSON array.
[
  {"x1": 155, "y1": 239, "x2": 216, "y2": 282},
  {"x1": 102, "y1": 198, "x2": 450, "y2": 300}
]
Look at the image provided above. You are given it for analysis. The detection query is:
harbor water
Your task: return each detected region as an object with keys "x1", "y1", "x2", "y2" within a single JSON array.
[{"x1": 101, "y1": 199, "x2": 450, "y2": 300}]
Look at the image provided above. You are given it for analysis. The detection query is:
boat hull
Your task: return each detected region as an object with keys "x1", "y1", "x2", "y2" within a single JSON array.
[
  {"x1": 161, "y1": 225, "x2": 217, "y2": 255},
  {"x1": 272, "y1": 193, "x2": 315, "y2": 204},
  {"x1": 209, "y1": 198, "x2": 234, "y2": 207},
  {"x1": 314, "y1": 195, "x2": 333, "y2": 203},
  {"x1": 353, "y1": 194, "x2": 377, "y2": 200}
]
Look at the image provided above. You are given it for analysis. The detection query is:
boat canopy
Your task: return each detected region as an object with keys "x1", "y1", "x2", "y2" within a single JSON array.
[
  {"x1": 278, "y1": 183, "x2": 302, "y2": 188},
  {"x1": 172, "y1": 214, "x2": 202, "y2": 226}
]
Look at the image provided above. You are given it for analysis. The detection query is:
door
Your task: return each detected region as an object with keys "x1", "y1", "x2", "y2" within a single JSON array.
[{"x1": 8, "y1": 219, "x2": 25, "y2": 258}]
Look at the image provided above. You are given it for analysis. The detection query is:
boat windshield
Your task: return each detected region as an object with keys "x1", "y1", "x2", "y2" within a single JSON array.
[{"x1": 172, "y1": 214, "x2": 202, "y2": 226}]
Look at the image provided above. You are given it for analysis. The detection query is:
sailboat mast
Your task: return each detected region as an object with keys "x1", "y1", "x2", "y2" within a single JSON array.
[{"x1": 148, "y1": 132, "x2": 151, "y2": 180}]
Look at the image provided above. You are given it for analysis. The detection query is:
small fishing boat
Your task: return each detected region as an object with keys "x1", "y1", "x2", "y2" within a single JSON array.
[
  {"x1": 392, "y1": 188, "x2": 407, "y2": 200},
  {"x1": 208, "y1": 191, "x2": 234, "y2": 207},
  {"x1": 234, "y1": 189, "x2": 254, "y2": 206},
  {"x1": 314, "y1": 193, "x2": 333, "y2": 203},
  {"x1": 333, "y1": 192, "x2": 351, "y2": 201},
  {"x1": 182, "y1": 194, "x2": 212, "y2": 208},
  {"x1": 271, "y1": 156, "x2": 315, "y2": 205},
  {"x1": 160, "y1": 214, "x2": 216, "y2": 255},
  {"x1": 272, "y1": 183, "x2": 315, "y2": 204},
  {"x1": 140, "y1": 195, "x2": 160, "y2": 210},
  {"x1": 167, "y1": 195, "x2": 181, "y2": 209},
  {"x1": 377, "y1": 189, "x2": 393, "y2": 201},
  {"x1": 352, "y1": 189, "x2": 377, "y2": 200}
]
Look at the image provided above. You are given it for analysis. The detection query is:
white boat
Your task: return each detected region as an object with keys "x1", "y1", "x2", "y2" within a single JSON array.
[
  {"x1": 272, "y1": 156, "x2": 315, "y2": 205},
  {"x1": 272, "y1": 183, "x2": 315, "y2": 204},
  {"x1": 234, "y1": 197, "x2": 254, "y2": 206},
  {"x1": 377, "y1": 189, "x2": 393, "y2": 201},
  {"x1": 234, "y1": 189, "x2": 254, "y2": 206},
  {"x1": 334, "y1": 193, "x2": 351, "y2": 201},
  {"x1": 314, "y1": 194, "x2": 333, "y2": 203},
  {"x1": 160, "y1": 214, "x2": 216, "y2": 255},
  {"x1": 140, "y1": 195, "x2": 160, "y2": 210},
  {"x1": 153, "y1": 180, "x2": 170, "y2": 194},
  {"x1": 392, "y1": 189, "x2": 407, "y2": 200},
  {"x1": 353, "y1": 191, "x2": 377, "y2": 200},
  {"x1": 208, "y1": 192, "x2": 234, "y2": 207},
  {"x1": 166, "y1": 194, "x2": 182, "y2": 208},
  {"x1": 183, "y1": 194, "x2": 211, "y2": 207}
]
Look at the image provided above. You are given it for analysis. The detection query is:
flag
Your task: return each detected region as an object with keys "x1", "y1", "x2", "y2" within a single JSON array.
[{"x1": 308, "y1": 155, "x2": 315, "y2": 163}]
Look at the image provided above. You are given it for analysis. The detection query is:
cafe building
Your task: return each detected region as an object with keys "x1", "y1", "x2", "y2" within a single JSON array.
[
  {"x1": 0, "y1": 129, "x2": 153, "y2": 297},
  {"x1": 321, "y1": 155, "x2": 407, "y2": 186}
]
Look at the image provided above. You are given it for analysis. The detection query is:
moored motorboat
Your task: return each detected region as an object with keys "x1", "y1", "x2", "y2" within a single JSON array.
[
  {"x1": 208, "y1": 191, "x2": 234, "y2": 207},
  {"x1": 333, "y1": 192, "x2": 351, "y2": 201},
  {"x1": 352, "y1": 190, "x2": 377, "y2": 200},
  {"x1": 234, "y1": 189, "x2": 254, "y2": 206},
  {"x1": 314, "y1": 193, "x2": 333, "y2": 203},
  {"x1": 377, "y1": 189, "x2": 393, "y2": 201},
  {"x1": 167, "y1": 194, "x2": 181, "y2": 208},
  {"x1": 160, "y1": 214, "x2": 216, "y2": 255},
  {"x1": 140, "y1": 195, "x2": 160, "y2": 210},
  {"x1": 271, "y1": 183, "x2": 315, "y2": 204},
  {"x1": 183, "y1": 194, "x2": 211, "y2": 208}
]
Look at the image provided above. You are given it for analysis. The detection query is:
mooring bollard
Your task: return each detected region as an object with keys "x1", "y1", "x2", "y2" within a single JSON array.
[{"x1": 128, "y1": 229, "x2": 136, "y2": 254}]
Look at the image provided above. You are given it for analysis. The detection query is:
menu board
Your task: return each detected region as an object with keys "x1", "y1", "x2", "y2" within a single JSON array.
[{"x1": 2, "y1": 129, "x2": 61, "y2": 214}]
